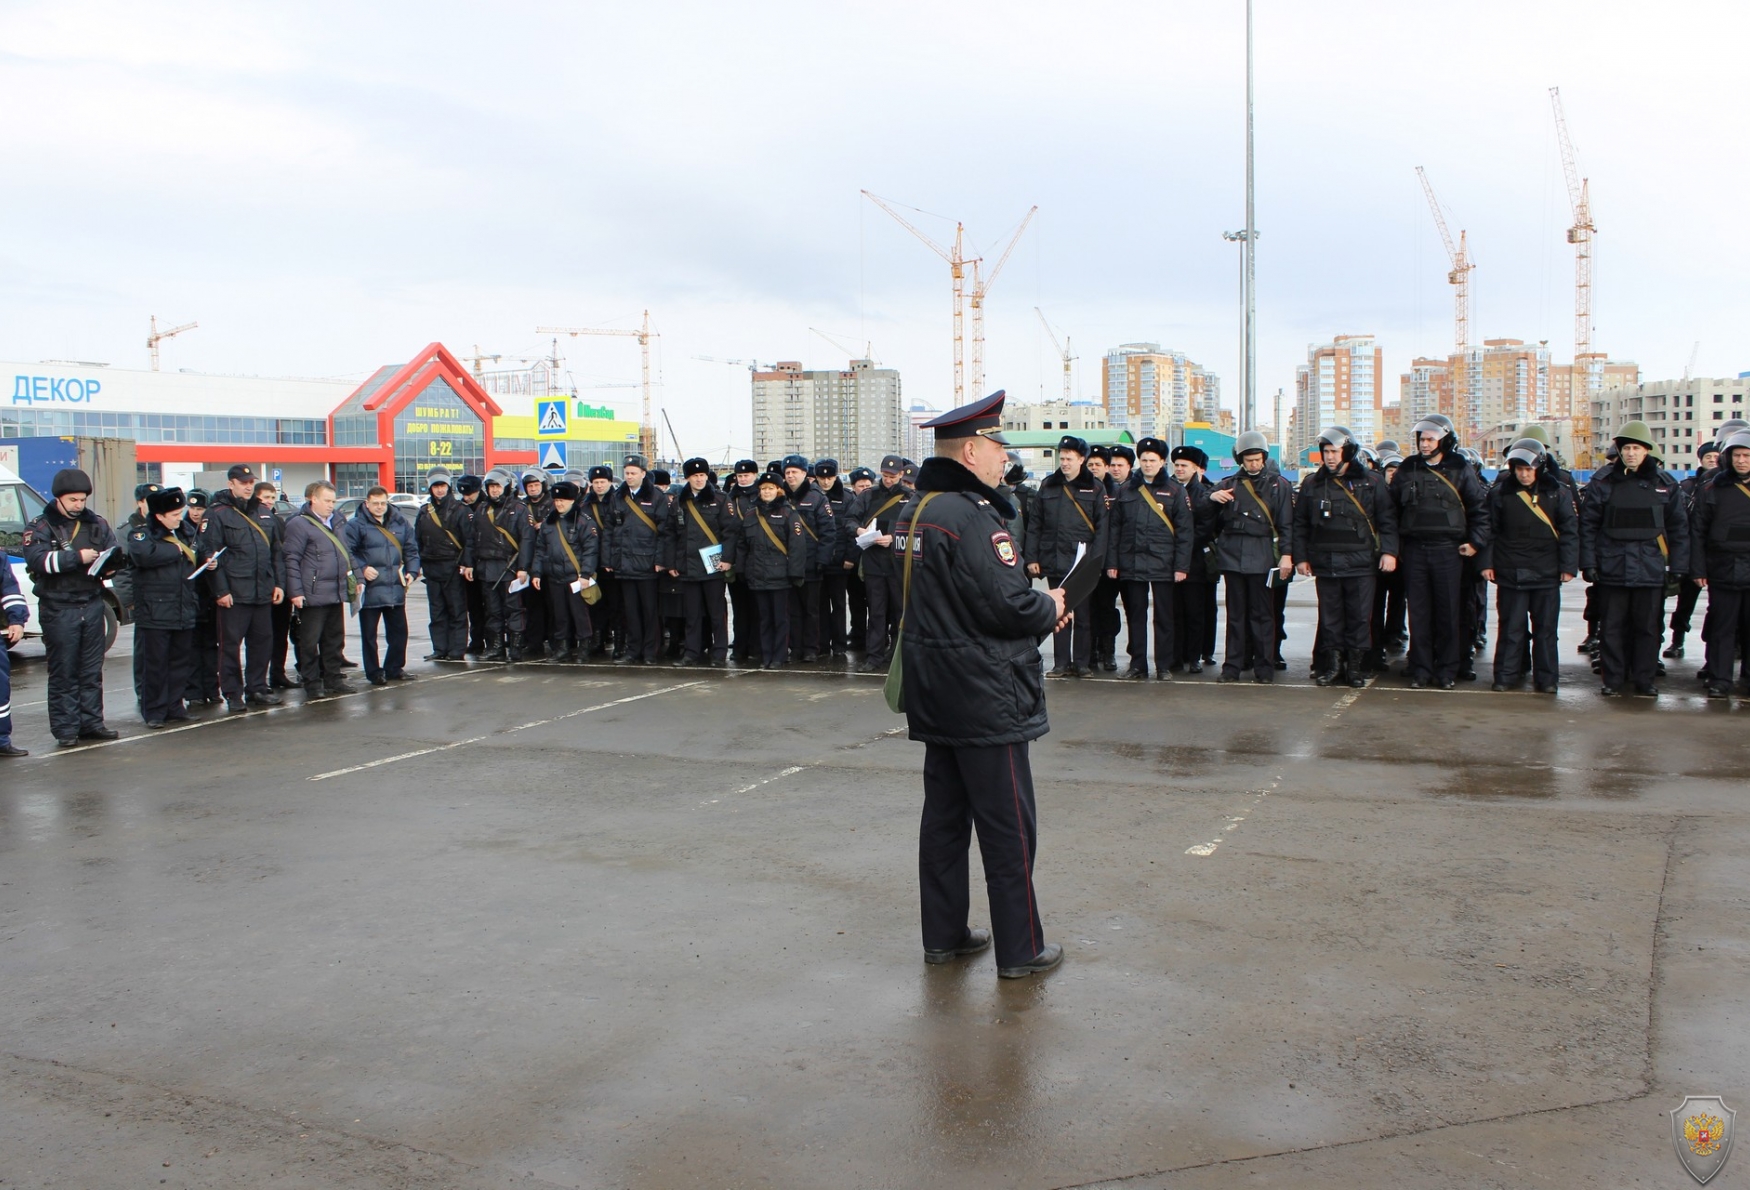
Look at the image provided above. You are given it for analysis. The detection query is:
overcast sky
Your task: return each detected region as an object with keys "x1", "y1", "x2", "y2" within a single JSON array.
[{"x1": 2, "y1": 0, "x2": 1745, "y2": 459}]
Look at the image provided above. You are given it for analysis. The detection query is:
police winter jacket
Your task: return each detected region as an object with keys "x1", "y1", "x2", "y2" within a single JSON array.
[
  {"x1": 1389, "y1": 454, "x2": 1491, "y2": 551},
  {"x1": 1477, "y1": 474, "x2": 1579, "y2": 589},
  {"x1": 1182, "y1": 475, "x2": 1218, "y2": 582},
  {"x1": 1209, "y1": 468, "x2": 1295, "y2": 574},
  {"x1": 899, "y1": 458, "x2": 1059, "y2": 748},
  {"x1": 1293, "y1": 463, "x2": 1399, "y2": 578},
  {"x1": 283, "y1": 504, "x2": 351, "y2": 607},
  {"x1": 124, "y1": 517, "x2": 204, "y2": 630},
  {"x1": 785, "y1": 481, "x2": 835, "y2": 578},
  {"x1": 470, "y1": 493, "x2": 535, "y2": 577},
  {"x1": 23, "y1": 503, "x2": 123, "y2": 604},
  {"x1": 345, "y1": 505, "x2": 420, "y2": 609},
  {"x1": 1106, "y1": 469, "x2": 1195, "y2": 581},
  {"x1": 1579, "y1": 459, "x2": 1690, "y2": 586},
  {"x1": 607, "y1": 479, "x2": 669, "y2": 579},
  {"x1": 733, "y1": 495, "x2": 807, "y2": 592},
  {"x1": 844, "y1": 480, "x2": 914, "y2": 578},
  {"x1": 203, "y1": 490, "x2": 285, "y2": 605},
  {"x1": 535, "y1": 507, "x2": 601, "y2": 584},
  {"x1": 1023, "y1": 468, "x2": 1106, "y2": 576},
  {"x1": 664, "y1": 484, "x2": 736, "y2": 581},
  {"x1": 1687, "y1": 468, "x2": 1750, "y2": 586},
  {"x1": 816, "y1": 478, "x2": 852, "y2": 569},
  {"x1": 415, "y1": 494, "x2": 469, "y2": 570}
]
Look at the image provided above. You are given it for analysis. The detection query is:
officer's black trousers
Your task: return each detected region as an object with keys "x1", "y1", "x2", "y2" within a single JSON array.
[
  {"x1": 270, "y1": 595, "x2": 296, "y2": 681},
  {"x1": 1402, "y1": 539, "x2": 1465, "y2": 683},
  {"x1": 133, "y1": 624, "x2": 193, "y2": 723},
  {"x1": 1221, "y1": 571, "x2": 1275, "y2": 680},
  {"x1": 1315, "y1": 572, "x2": 1375, "y2": 653},
  {"x1": 522, "y1": 585, "x2": 549, "y2": 655},
  {"x1": 296, "y1": 604, "x2": 347, "y2": 691},
  {"x1": 544, "y1": 582, "x2": 594, "y2": 654},
  {"x1": 1670, "y1": 577, "x2": 1702, "y2": 636},
  {"x1": 754, "y1": 588, "x2": 790, "y2": 665},
  {"x1": 464, "y1": 576, "x2": 487, "y2": 650},
  {"x1": 481, "y1": 573, "x2": 527, "y2": 642},
  {"x1": 40, "y1": 598, "x2": 107, "y2": 740},
  {"x1": 0, "y1": 640, "x2": 13, "y2": 746},
  {"x1": 1120, "y1": 580, "x2": 1176, "y2": 674},
  {"x1": 619, "y1": 577, "x2": 660, "y2": 662},
  {"x1": 1372, "y1": 567, "x2": 1407, "y2": 646},
  {"x1": 727, "y1": 577, "x2": 757, "y2": 660},
  {"x1": 788, "y1": 578, "x2": 821, "y2": 659},
  {"x1": 424, "y1": 568, "x2": 467, "y2": 658},
  {"x1": 682, "y1": 577, "x2": 727, "y2": 662},
  {"x1": 217, "y1": 601, "x2": 273, "y2": 701},
  {"x1": 1201, "y1": 578, "x2": 1220, "y2": 659},
  {"x1": 1492, "y1": 585, "x2": 1560, "y2": 688},
  {"x1": 1047, "y1": 572, "x2": 1092, "y2": 670},
  {"x1": 816, "y1": 571, "x2": 847, "y2": 653},
  {"x1": 1702, "y1": 584, "x2": 1750, "y2": 686},
  {"x1": 920, "y1": 741, "x2": 1047, "y2": 970},
  {"x1": 847, "y1": 570, "x2": 868, "y2": 647},
  {"x1": 1597, "y1": 584, "x2": 1663, "y2": 689},
  {"x1": 591, "y1": 574, "x2": 621, "y2": 654},
  {"x1": 1170, "y1": 580, "x2": 1211, "y2": 666},
  {"x1": 184, "y1": 614, "x2": 219, "y2": 701},
  {"x1": 864, "y1": 572, "x2": 901, "y2": 661},
  {"x1": 1091, "y1": 575, "x2": 1122, "y2": 662},
  {"x1": 358, "y1": 605, "x2": 409, "y2": 681}
]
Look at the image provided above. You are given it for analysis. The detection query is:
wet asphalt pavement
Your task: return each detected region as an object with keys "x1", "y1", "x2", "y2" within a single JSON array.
[{"x1": 1, "y1": 583, "x2": 1746, "y2": 1188}]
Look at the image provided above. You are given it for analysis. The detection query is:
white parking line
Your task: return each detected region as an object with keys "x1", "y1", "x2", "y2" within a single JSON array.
[{"x1": 307, "y1": 680, "x2": 708, "y2": 781}]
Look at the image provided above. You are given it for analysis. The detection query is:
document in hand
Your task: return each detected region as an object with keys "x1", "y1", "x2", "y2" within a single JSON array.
[
  {"x1": 1059, "y1": 541, "x2": 1102, "y2": 610},
  {"x1": 506, "y1": 574, "x2": 531, "y2": 594},
  {"x1": 855, "y1": 520, "x2": 882, "y2": 549},
  {"x1": 86, "y1": 546, "x2": 118, "y2": 577},
  {"x1": 699, "y1": 543, "x2": 724, "y2": 571},
  {"x1": 187, "y1": 545, "x2": 226, "y2": 580}
]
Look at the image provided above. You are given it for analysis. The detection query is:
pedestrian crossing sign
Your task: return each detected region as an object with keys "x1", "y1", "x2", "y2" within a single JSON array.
[
  {"x1": 539, "y1": 441, "x2": 568, "y2": 471},
  {"x1": 537, "y1": 399, "x2": 568, "y2": 436}
]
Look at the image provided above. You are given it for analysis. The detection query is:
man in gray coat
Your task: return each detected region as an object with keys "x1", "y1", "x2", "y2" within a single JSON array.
[{"x1": 284, "y1": 481, "x2": 356, "y2": 700}]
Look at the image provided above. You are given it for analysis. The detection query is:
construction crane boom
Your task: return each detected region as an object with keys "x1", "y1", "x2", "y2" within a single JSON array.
[
  {"x1": 1035, "y1": 308, "x2": 1075, "y2": 401},
  {"x1": 966, "y1": 206, "x2": 1037, "y2": 397},
  {"x1": 1550, "y1": 86, "x2": 1598, "y2": 459},
  {"x1": 146, "y1": 316, "x2": 197, "y2": 371},
  {"x1": 863, "y1": 190, "x2": 967, "y2": 404},
  {"x1": 1414, "y1": 167, "x2": 1473, "y2": 357},
  {"x1": 536, "y1": 311, "x2": 658, "y2": 457}
]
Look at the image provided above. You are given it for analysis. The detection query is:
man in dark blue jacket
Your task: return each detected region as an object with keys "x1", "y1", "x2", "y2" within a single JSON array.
[
  {"x1": 1209, "y1": 432, "x2": 1295, "y2": 683},
  {"x1": 781, "y1": 455, "x2": 834, "y2": 663},
  {"x1": 1022, "y1": 436, "x2": 1105, "y2": 677},
  {"x1": 1389, "y1": 418, "x2": 1490, "y2": 689},
  {"x1": 284, "y1": 481, "x2": 356, "y2": 699},
  {"x1": 203, "y1": 464, "x2": 287, "y2": 711},
  {"x1": 1105, "y1": 437, "x2": 1193, "y2": 679},
  {"x1": 1478, "y1": 439, "x2": 1578, "y2": 693},
  {"x1": 606, "y1": 454, "x2": 669, "y2": 666},
  {"x1": 1294, "y1": 427, "x2": 1399, "y2": 688},
  {"x1": 902, "y1": 391, "x2": 1069, "y2": 980},
  {"x1": 125, "y1": 487, "x2": 209, "y2": 727}
]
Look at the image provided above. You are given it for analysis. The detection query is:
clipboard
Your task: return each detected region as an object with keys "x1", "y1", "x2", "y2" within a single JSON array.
[{"x1": 1058, "y1": 542, "x2": 1102, "y2": 609}]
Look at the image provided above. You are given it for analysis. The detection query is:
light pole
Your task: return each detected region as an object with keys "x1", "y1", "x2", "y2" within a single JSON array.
[{"x1": 1223, "y1": 0, "x2": 1257, "y2": 435}]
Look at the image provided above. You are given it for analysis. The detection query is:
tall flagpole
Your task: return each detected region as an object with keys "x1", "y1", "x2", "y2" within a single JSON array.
[{"x1": 1224, "y1": 0, "x2": 1258, "y2": 435}]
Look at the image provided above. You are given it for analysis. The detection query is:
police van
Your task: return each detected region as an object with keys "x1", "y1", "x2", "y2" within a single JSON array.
[{"x1": 0, "y1": 463, "x2": 129, "y2": 650}]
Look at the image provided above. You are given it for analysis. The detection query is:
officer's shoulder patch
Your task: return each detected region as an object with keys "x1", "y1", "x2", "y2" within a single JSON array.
[
  {"x1": 128, "y1": 528, "x2": 147, "y2": 541},
  {"x1": 992, "y1": 530, "x2": 1017, "y2": 567},
  {"x1": 790, "y1": 519, "x2": 802, "y2": 534},
  {"x1": 20, "y1": 530, "x2": 31, "y2": 546}
]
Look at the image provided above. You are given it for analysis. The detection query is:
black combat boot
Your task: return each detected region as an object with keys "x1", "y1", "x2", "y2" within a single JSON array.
[
  {"x1": 1663, "y1": 632, "x2": 1685, "y2": 659},
  {"x1": 1346, "y1": 649, "x2": 1367, "y2": 688},
  {"x1": 483, "y1": 634, "x2": 507, "y2": 663},
  {"x1": 507, "y1": 633, "x2": 525, "y2": 663},
  {"x1": 1313, "y1": 651, "x2": 1339, "y2": 687}
]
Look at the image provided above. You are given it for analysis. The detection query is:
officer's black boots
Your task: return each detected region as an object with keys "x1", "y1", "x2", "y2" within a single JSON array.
[
  {"x1": 1313, "y1": 652, "x2": 1340, "y2": 687},
  {"x1": 483, "y1": 634, "x2": 507, "y2": 663},
  {"x1": 1664, "y1": 632, "x2": 1685, "y2": 658},
  {"x1": 506, "y1": 633, "x2": 525, "y2": 663},
  {"x1": 1346, "y1": 649, "x2": 1367, "y2": 688}
]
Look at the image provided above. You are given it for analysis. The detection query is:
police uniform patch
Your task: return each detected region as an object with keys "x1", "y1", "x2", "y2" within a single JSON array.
[
  {"x1": 992, "y1": 531, "x2": 1017, "y2": 567},
  {"x1": 20, "y1": 530, "x2": 31, "y2": 546}
]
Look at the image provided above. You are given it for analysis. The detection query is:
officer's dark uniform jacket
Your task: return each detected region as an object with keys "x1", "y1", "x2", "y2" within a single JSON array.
[
  {"x1": 1022, "y1": 468, "x2": 1106, "y2": 575},
  {"x1": 469, "y1": 491, "x2": 535, "y2": 578},
  {"x1": 784, "y1": 481, "x2": 834, "y2": 578},
  {"x1": 899, "y1": 458, "x2": 1059, "y2": 748},
  {"x1": 1106, "y1": 470, "x2": 1195, "y2": 580},
  {"x1": 580, "y1": 488, "x2": 615, "y2": 556},
  {"x1": 607, "y1": 478, "x2": 669, "y2": 578},
  {"x1": 733, "y1": 494, "x2": 807, "y2": 591},
  {"x1": 1477, "y1": 473, "x2": 1579, "y2": 588},
  {"x1": 22, "y1": 503, "x2": 123, "y2": 602},
  {"x1": 1691, "y1": 467, "x2": 1750, "y2": 587},
  {"x1": 1389, "y1": 454, "x2": 1491, "y2": 551},
  {"x1": 817, "y1": 477, "x2": 851, "y2": 570},
  {"x1": 416, "y1": 493, "x2": 469, "y2": 572},
  {"x1": 1293, "y1": 463, "x2": 1399, "y2": 577},
  {"x1": 203, "y1": 490, "x2": 285, "y2": 604},
  {"x1": 663, "y1": 484, "x2": 736, "y2": 581},
  {"x1": 1579, "y1": 459, "x2": 1690, "y2": 586},
  {"x1": 534, "y1": 506, "x2": 601, "y2": 584},
  {"x1": 844, "y1": 480, "x2": 914, "y2": 578},
  {"x1": 1183, "y1": 474, "x2": 1218, "y2": 582},
  {"x1": 125, "y1": 517, "x2": 205, "y2": 629},
  {"x1": 1209, "y1": 468, "x2": 1295, "y2": 574}
]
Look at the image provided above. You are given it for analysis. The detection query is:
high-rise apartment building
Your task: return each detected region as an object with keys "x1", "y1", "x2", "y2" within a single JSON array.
[
  {"x1": 1000, "y1": 401, "x2": 1109, "y2": 435},
  {"x1": 1292, "y1": 335, "x2": 1384, "y2": 459},
  {"x1": 1591, "y1": 376, "x2": 1750, "y2": 468},
  {"x1": 1399, "y1": 357, "x2": 1453, "y2": 429},
  {"x1": 750, "y1": 358, "x2": 902, "y2": 466},
  {"x1": 1548, "y1": 358, "x2": 1639, "y2": 420},
  {"x1": 1101, "y1": 343, "x2": 1220, "y2": 442},
  {"x1": 1463, "y1": 339, "x2": 1550, "y2": 441}
]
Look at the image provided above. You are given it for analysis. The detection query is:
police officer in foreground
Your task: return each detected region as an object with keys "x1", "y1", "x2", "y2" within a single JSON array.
[
  {"x1": 844, "y1": 453, "x2": 914, "y2": 672},
  {"x1": 23, "y1": 467, "x2": 126, "y2": 745},
  {"x1": 1579, "y1": 420, "x2": 1689, "y2": 697},
  {"x1": 1390, "y1": 417, "x2": 1489, "y2": 688},
  {"x1": 1294, "y1": 426, "x2": 1397, "y2": 688},
  {"x1": 1479, "y1": 438, "x2": 1577, "y2": 693},
  {"x1": 1209, "y1": 431, "x2": 1294, "y2": 683},
  {"x1": 416, "y1": 466, "x2": 471, "y2": 662},
  {"x1": 901, "y1": 390, "x2": 1070, "y2": 980},
  {"x1": 205, "y1": 464, "x2": 287, "y2": 711}
]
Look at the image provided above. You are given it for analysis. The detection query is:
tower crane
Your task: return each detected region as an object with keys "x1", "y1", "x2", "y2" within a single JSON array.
[
  {"x1": 536, "y1": 311, "x2": 658, "y2": 457},
  {"x1": 966, "y1": 207, "x2": 1036, "y2": 397},
  {"x1": 147, "y1": 316, "x2": 197, "y2": 371},
  {"x1": 1414, "y1": 167, "x2": 1474, "y2": 356},
  {"x1": 1550, "y1": 87, "x2": 1598, "y2": 452},
  {"x1": 1034, "y1": 308, "x2": 1075, "y2": 401},
  {"x1": 809, "y1": 328, "x2": 877, "y2": 364},
  {"x1": 463, "y1": 345, "x2": 502, "y2": 377}
]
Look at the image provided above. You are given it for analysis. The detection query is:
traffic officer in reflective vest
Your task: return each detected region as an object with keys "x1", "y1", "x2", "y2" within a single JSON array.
[
  {"x1": 22, "y1": 467, "x2": 126, "y2": 746},
  {"x1": 902, "y1": 390, "x2": 1070, "y2": 980}
]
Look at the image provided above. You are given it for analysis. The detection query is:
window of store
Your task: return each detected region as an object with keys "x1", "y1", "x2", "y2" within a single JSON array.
[{"x1": 392, "y1": 379, "x2": 484, "y2": 493}]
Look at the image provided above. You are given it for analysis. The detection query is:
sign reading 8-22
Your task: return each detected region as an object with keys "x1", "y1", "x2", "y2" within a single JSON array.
[{"x1": 394, "y1": 384, "x2": 483, "y2": 475}]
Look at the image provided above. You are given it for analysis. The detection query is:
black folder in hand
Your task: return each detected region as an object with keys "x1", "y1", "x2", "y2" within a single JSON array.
[{"x1": 1059, "y1": 542, "x2": 1103, "y2": 610}]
